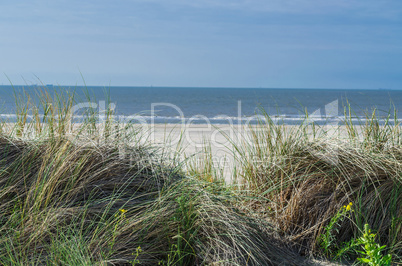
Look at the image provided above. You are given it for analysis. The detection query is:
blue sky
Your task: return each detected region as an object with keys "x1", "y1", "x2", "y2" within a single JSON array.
[{"x1": 1, "y1": 0, "x2": 402, "y2": 88}]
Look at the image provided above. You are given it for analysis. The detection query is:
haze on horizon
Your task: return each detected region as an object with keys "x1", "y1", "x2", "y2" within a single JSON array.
[{"x1": 1, "y1": 0, "x2": 401, "y2": 89}]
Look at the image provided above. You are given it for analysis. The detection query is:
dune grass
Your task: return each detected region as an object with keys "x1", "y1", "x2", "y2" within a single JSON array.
[
  {"x1": 0, "y1": 86, "x2": 400, "y2": 265},
  {"x1": 213, "y1": 107, "x2": 402, "y2": 264},
  {"x1": 0, "y1": 87, "x2": 308, "y2": 265}
]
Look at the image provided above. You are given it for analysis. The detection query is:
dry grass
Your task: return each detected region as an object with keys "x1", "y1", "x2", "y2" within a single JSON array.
[
  {"x1": 0, "y1": 131, "x2": 312, "y2": 265},
  {"x1": 1, "y1": 86, "x2": 400, "y2": 264},
  {"x1": 0, "y1": 86, "x2": 315, "y2": 265},
  {"x1": 227, "y1": 108, "x2": 402, "y2": 263}
]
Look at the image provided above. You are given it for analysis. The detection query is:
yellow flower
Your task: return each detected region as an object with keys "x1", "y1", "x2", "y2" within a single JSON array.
[
  {"x1": 345, "y1": 202, "x2": 353, "y2": 211},
  {"x1": 119, "y1": 208, "x2": 127, "y2": 214}
]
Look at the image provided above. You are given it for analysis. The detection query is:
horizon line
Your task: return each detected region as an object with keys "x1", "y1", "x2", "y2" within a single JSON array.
[{"x1": 0, "y1": 84, "x2": 395, "y2": 91}]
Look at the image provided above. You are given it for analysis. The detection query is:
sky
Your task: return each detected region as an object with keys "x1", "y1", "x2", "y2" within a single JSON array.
[{"x1": 1, "y1": 0, "x2": 402, "y2": 89}]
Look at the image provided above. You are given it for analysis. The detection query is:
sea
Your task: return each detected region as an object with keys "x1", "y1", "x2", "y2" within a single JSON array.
[{"x1": 0, "y1": 85, "x2": 401, "y2": 125}]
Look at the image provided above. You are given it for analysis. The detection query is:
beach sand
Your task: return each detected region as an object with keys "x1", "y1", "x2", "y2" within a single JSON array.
[
  {"x1": 2, "y1": 121, "x2": 357, "y2": 182},
  {"x1": 143, "y1": 123, "x2": 351, "y2": 182},
  {"x1": 143, "y1": 123, "x2": 238, "y2": 181}
]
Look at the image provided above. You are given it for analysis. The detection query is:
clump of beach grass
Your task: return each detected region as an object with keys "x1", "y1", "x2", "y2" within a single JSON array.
[
  {"x1": 0, "y1": 126, "x2": 305, "y2": 265},
  {"x1": 0, "y1": 86, "x2": 313, "y2": 265},
  {"x1": 2, "y1": 85, "x2": 401, "y2": 265},
  {"x1": 224, "y1": 106, "x2": 402, "y2": 263},
  {"x1": 0, "y1": 131, "x2": 179, "y2": 264}
]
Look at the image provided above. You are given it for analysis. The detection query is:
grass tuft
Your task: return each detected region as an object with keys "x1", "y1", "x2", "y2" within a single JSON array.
[{"x1": 0, "y1": 86, "x2": 400, "y2": 264}]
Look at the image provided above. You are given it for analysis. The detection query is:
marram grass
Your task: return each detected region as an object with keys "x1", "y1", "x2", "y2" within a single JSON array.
[
  {"x1": 214, "y1": 106, "x2": 402, "y2": 264},
  {"x1": 0, "y1": 86, "x2": 400, "y2": 265},
  {"x1": 0, "y1": 127, "x2": 305, "y2": 265},
  {"x1": 0, "y1": 87, "x2": 307, "y2": 265}
]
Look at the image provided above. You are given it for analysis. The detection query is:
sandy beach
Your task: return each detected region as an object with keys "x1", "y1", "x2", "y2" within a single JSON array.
[
  {"x1": 147, "y1": 123, "x2": 239, "y2": 181},
  {"x1": 3, "y1": 120, "x2": 368, "y2": 183},
  {"x1": 142, "y1": 123, "x2": 353, "y2": 182}
]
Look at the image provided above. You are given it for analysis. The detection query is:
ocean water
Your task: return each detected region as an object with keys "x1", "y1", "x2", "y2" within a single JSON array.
[{"x1": 0, "y1": 86, "x2": 401, "y2": 125}]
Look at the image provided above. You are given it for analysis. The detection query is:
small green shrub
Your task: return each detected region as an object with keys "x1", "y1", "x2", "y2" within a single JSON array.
[
  {"x1": 357, "y1": 224, "x2": 392, "y2": 266},
  {"x1": 319, "y1": 202, "x2": 354, "y2": 257},
  {"x1": 319, "y1": 204, "x2": 393, "y2": 265}
]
